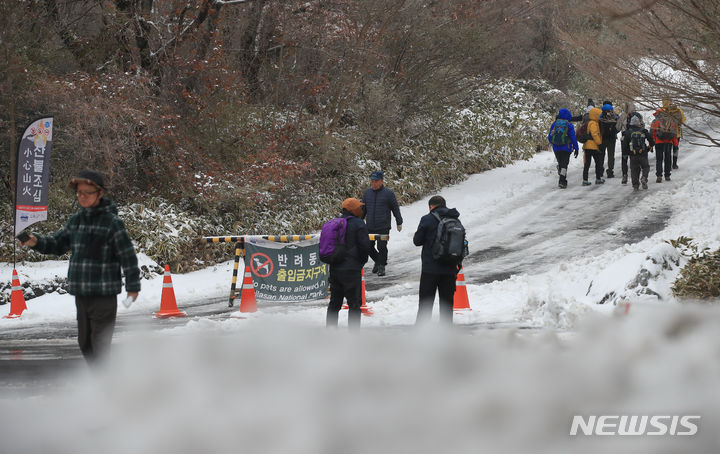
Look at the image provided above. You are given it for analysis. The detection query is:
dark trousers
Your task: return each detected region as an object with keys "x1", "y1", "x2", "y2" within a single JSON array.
[
  {"x1": 621, "y1": 153, "x2": 629, "y2": 176},
  {"x1": 582, "y1": 148, "x2": 605, "y2": 181},
  {"x1": 656, "y1": 143, "x2": 673, "y2": 177},
  {"x1": 599, "y1": 139, "x2": 616, "y2": 173},
  {"x1": 416, "y1": 273, "x2": 456, "y2": 325},
  {"x1": 673, "y1": 143, "x2": 679, "y2": 166},
  {"x1": 554, "y1": 150, "x2": 570, "y2": 185},
  {"x1": 629, "y1": 154, "x2": 650, "y2": 188},
  {"x1": 75, "y1": 295, "x2": 117, "y2": 362},
  {"x1": 368, "y1": 228, "x2": 390, "y2": 266},
  {"x1": 327, "y1": 268, "x2": 362, "y2": 330}
]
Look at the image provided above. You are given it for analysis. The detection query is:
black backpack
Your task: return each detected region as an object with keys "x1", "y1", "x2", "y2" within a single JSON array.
[
  {"x1": 629, "y1": 130, "x2": 647, "y2": 155},
  {"x1": 576, "y1": 114, "x2": 591, "y2": 143},
  {"x1": 431, "y1": 212, "x2": 468, "y2": 265}
]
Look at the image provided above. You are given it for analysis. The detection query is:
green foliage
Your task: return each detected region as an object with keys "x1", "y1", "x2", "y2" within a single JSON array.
[{"x1": 671, "y1": 238, "x2": 720, "y2": 299}]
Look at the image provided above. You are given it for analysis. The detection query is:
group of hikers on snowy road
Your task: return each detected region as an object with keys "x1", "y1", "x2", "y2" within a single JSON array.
[{"x1": 548, "y1": 98, "x2": 686, "y2": 191}]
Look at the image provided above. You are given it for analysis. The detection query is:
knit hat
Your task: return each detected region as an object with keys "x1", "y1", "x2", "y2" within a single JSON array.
[
  {"x1": 602, "y1": 103, "x2": 613, "y2": 112},
  {"x1": 342, "y1": 198, "x2": 364, "y2": 217},
  {"x1": 587, "y1": 98, "x2": 595, "y2": 107},
  {"x1": 69, "y1": 170, "x2": 106, "y2": 190},
  {"x1": 370, "y1": 170, "x2": 384, "y2": 181}
]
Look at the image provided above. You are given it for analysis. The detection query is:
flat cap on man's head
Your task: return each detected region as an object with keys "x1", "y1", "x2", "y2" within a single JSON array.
[
  {"x1": 69, "y1": 170, "x2": 106, "y2": 190},
  {"x1": 370, "y1": 170, "x2": 384, "y2": 181}
]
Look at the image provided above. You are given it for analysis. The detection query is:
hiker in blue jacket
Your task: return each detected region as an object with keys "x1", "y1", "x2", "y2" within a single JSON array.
[
  {"x1": 548, "y1": 108, "x2": 580, "y2": 189},
  {"x1": 413, "y1": 195, "x2": 461, "y2": 325},
  {"x1": 361, "y1": 170, "x2": 403, "y2": 276},
  {"x1": 326, "y1": 198, "x2": 370, "y2": 330}
]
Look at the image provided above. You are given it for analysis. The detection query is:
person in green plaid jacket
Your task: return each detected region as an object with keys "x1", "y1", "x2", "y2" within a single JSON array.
[{"x1": 21, "y1": 170, "x2": 140, "y2": 362}]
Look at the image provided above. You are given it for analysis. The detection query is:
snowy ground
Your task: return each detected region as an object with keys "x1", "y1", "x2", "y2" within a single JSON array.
[{"x1": 2, "y1": 115, "x2": 720, "y2": 452}]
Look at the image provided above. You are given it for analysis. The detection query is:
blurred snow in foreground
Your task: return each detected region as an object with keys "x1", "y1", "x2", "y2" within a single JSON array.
[{"x1": 2, "y1": 304, "x2": 719, "y2": 454}]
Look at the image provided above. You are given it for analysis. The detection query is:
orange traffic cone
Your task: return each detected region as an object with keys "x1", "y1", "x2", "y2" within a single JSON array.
[
  {"x1": 453, "y1": 267, "x2": 471, "y2": 311},
  {"x1": 4, "y1": 270, "x2": 27, "y2": 319},
  {"x1": 153, "y1": 265, "x2": 186, "y2": 318},
  {"x1": 343, "y1": 269, "x2": 373, "y2": 316},
  {"x1": 239, "y1": 265, "x2": 257, "y2": 313},
  {"x1": 360, "y1": 269, "x2": 373, "y2": 316}
]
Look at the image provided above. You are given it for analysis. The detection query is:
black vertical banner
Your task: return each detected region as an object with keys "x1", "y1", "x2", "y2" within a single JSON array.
[{"x1": 14, "y1": 117, "x2": 53, "y2": 235}]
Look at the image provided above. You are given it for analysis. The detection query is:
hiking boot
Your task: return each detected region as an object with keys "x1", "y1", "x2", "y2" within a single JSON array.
[
  {"x1": 376, "y1": 265, "x2": 386, "y2": 277},
  {"x1": 558, "y1": 182, "x2": 567, "y2": 189},
  {"x1": 633, "y1": 186, "x2": 639, "y2": 192},
  {"x1": 372, "y1": 263, "x2": 379, "y2": 274},
  {"x1": 641, "y1": 179, "x2": 648, "y2": 190},
  {"x1": 656, "y1": 176, "x2": 663, "y2": 183},
  {"x1": 665, "y1": 176, "x2": 671, "y2": 181},
  {"x1": 582, "y1": 180, "x2": 591, "y2": 186},
  {"x1": 607, "y1": 170, "x2": 614, "y2": 178},
  {"x1": 672, "y1": 164, "x2": 679, "y2": 170},
  {"x1": 595, "y1": 178, "x2": 605, "y2": 184},
  {"x1": 621, "y1": 174, "x2": 628, "y2": 185}
]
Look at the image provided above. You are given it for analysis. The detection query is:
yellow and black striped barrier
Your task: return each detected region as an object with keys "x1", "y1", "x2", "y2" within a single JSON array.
[
  {"x1": 204, "y1": 233, "x2": 390, "y2": 307},
  {"x1": 203, "y1": 234, "x2": 389, "y2": 243}
]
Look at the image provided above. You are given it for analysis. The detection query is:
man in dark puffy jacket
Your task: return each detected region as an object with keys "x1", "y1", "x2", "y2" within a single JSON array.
[
  {"x1": 361, "y1": 170, "x2": 403, "y2": 277},
  {"x1": 20, "y1": 170, "x2": 140, "y2": 362},
  {"x1": 326, "y1": 198, "x2": 370, "y2": 330},
  {"x1": 413, "y1": 195, "x2": 460, "y2": 325}
]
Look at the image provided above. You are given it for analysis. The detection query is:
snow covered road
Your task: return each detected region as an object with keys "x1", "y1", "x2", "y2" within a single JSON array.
[{"x1": 3, "y1": 127, "x2": 720, "y2": 453}]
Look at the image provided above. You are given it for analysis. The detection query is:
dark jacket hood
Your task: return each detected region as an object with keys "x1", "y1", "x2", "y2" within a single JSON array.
[{"x1": 433, "y1": 206, "x2": 460, "y2": 218}]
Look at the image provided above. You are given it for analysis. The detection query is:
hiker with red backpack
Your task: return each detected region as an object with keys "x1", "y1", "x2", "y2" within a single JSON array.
[
  {"x1": 621, "y1": 115, "x2": 655, "y2": 191},
  {"x1": 548, "y1": 108, "x2": 580, "y2": 189},
  {"x1": 320, "y1": 198, "x2": 370, "y2": 330},
  {"x1": 651, "y1": 109, "x2": 679, "y2": 182},
  {"x1": 660, "y1": 98, "x2": 686, "y2": 169},
  {"x1": 598, "y1": 102, "x2": 619, "y2": 178}
]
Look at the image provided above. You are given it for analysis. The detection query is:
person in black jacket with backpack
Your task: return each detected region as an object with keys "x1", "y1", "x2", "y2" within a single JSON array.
[
  {"x1": 599, "y1": 102, "x2": 619, "y2": 178},
  {"x1": 326, "y1": 198, "x2": 370, "y2": 330},
  {"x1": 361, "y1": 170, "x2": 403, "y2": 277},
  {"x1": 621, "y1": 115, "x2": 655, "y2": 191},
  {"x1": 413, "y1": 195, "x2": 461, "y2": 325}
]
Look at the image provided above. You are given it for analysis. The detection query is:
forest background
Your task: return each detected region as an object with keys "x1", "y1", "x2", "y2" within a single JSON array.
[{"x1": 1, "y1": 0, "x2": 718, "y2": 276}]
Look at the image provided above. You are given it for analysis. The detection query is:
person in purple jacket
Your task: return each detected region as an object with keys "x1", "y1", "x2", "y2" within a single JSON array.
[{"x1": 548, "y1": 108, "x2": 580, "y2": 189}]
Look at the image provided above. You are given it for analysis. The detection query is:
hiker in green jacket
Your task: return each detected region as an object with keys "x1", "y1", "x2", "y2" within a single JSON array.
[{"x1": 20, "y1": 170, "x2": 140, "y2": 363}]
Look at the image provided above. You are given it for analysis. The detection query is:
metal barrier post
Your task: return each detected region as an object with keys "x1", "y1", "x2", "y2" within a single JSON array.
[{"x1": 228, "y1": 241, "x2": 244, "y2": 307}]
